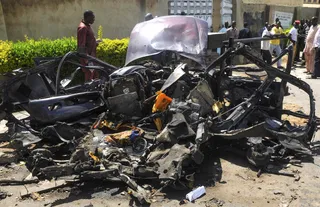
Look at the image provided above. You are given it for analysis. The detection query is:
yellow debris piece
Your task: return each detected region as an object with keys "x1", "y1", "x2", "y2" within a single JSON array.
[
  {"x1": 89, "y1": 151, "x2": 100, "y2": 163},
  {"x1": 152, "y1": 92, "x2": 172, "y2": 131}
]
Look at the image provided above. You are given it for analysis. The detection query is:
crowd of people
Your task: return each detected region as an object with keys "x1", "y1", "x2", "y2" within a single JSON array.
[
  {"x1": 259, "y1": 17, "x2": 320, "y2": 79},
  {"x1": 259, "y1": 17, "x2": 320, "y2": 78},
  {"x1": 218, "y1": 17, "x2": 320, "y2": 79}
]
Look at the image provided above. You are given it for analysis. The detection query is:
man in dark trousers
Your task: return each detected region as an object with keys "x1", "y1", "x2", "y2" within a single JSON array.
[
  {"x1": 239, "y1": 22, "x2": 252, "y2": 40},
  {"x1": 258, "y1": 22, "x2": 268, "y2": 37},
  {"x1": 295, "y1": 19, "x2": 306, "y2": 62},
  {"x1": 311, "y1": 24, "x2": 320, "y2": 79},
  {"x1": 226, "y1": 21, "x2": 239, "y2": 66},
  {"x1": 238, "y1": 22, "x2": 252, "y2": 63},
  {"x1": 261, "y1": 25, "x2": 272, "y2": 64},
  {"x1": 77, "y1": 10, "x2": 100, "y2": 81}
]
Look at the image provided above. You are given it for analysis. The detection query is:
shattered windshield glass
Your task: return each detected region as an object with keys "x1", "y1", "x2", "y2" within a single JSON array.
[{"x1": 125, "y1": 16, "x2": 209, "y2": 66}]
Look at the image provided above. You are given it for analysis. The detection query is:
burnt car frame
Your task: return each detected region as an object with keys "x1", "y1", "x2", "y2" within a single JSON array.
[{"x1": 0, "y1": 16, "x2": 316, "y2": 202}]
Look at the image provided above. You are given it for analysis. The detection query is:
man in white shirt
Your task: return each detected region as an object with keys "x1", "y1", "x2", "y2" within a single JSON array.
[
  {"x1": 261, "y1": 25, "x2": 272, "y2": 64},
  {"x1": 311, "y1": 22, "x2": 320, "y2": 78},
  {"x1": 226, "y1": 21, "x2": 239, "y2": 39},
  {"x1": 288, "y1": 21, "x2": 300, "y2": 65}
]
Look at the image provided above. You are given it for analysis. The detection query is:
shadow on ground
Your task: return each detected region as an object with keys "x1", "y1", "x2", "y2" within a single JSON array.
[{"x1": 49, "y1": 181, "x2": 126, "y2": 207}]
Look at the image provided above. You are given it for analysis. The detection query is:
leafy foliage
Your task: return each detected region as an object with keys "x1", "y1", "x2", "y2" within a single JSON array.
[
  {"x1": 98, "y1": 25, "x2": 103, "y2": 40},
  {"x1": 96, "y1": 38, "x2": 129, "y2": 67},
  {"x1": 0, "y1": 40, "x2": 13, "y2": 73},
  {"x1": 0, "y1": 36, "x2": 129, "y2": 73}
]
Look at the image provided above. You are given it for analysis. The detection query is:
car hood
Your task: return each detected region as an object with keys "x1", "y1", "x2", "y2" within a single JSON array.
[{"x1": 125, "y1": 16, "x2": 208, "y2": 66}]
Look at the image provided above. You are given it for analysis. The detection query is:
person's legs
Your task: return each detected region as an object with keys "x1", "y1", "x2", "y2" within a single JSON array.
[
  {"x1": 261, "y1": 50, "x2": 264, "y2": 61},
  {"x1": 82, "y1": 69, "x2": 92, "y2": 81},
  {"x1": 266, "y1": 50, "x2": 272, "y2": 64},
  {"x1": 261, "y1": 50, "x2": 266, "y2": 63},
  {"x1": 262, "y1": 50, "x2": 272, "y2": 64},
  {"x1": 305, "y1": 53, "x2": 310, "y2": 72},
  {"x1": 292, "y1": 44, "x2": 297, "y2": 65},
  {"x1": 269, "y1": 44, "x2": 275, "y2": 56},
  {"x1": 226, "y1": 56, "x2": 231, "y2": 66},
  {"x1": 275, "y1": 45, "x2": 282, "y2": 67},
  {"x1": 294, "y1": 40, "x2": 300, "y2": 61},
  {"x1": 80, "y1": 58, "x2": 92, "y2": 82},
  {"x1": 312, "y1": 48, "x2": 320, "y2": 78},
  {"x1": 93, "y1": 70, "x2": 100, "y2": 79},
  {"x1": 310, "y1": 50, "x2": 315, "y2": 73}
]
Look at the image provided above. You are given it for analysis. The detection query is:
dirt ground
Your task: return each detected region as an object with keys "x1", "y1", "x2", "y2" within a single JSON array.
[{"x1": 0, "y1": 64, "x2": 320, "y2": 207}]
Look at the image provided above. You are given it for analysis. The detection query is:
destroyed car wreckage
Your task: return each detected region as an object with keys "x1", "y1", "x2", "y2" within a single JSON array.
[{"x1": 0, "y1": 16, "x2": 317, "y2": 203}]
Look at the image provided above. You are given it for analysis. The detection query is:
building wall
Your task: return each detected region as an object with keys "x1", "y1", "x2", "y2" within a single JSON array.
[
  {"x1": 243, "y1": 4, "x2": 266, "y2": 36},
  {"x1": 297, "y1": 7, "x2": 318, "y2": 20},
  {"x1": 237, "y1": 1, "x2": 296, "y2": 31},
  {"x1": 0, "y1": 1, "x2": 7, "y2": 40},
  {"x1": 146, "y1": 0, "x2": 169, "y2": 17},
  {"x1": 0, "y1": 0, "x2": 169, "y2": 41},
  {"x1": 0, "y1": 0, "x2": 235, "y2": 41},
  {"x1": 269, "y1": 5, "x2": 295, "y2": 24}
]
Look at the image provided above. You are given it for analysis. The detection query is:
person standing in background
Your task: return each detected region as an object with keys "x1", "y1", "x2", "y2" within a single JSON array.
[
  {"x1": 295, "y1": 19, "x2": 306, "y2": 62},
  {"x1": 258, "y1": 22, "x2": 268, "y2": 37},
  {"x1": 261, "y1": 25, "x2": 272, "y2": 64},
  {"x1": 302, "y1": 19, "x2": 312, "y2": 66},
  {"x1": 238, "y1": 22, "x2": 252, "y2": 64},
  {"x1": 77, "y1": 10, "x2": 100, "y2": 81},
  {"x1": 220, "y1": 21, "x2": 229, "y2": 33},
  {"x1": 239, "y1": 22, "x2": 252, "y2": 41},
  {"x1": 311, "y1": 25, "x2": 320, "y2": 79},
  {"x1": 226, "y1": 21, "x2": 239, "y2": 39},
  {"x1": 270, "y1": 21, "x2": 284, "y2": 69},
  {"x1": 226, "y1": 21, "x2": 239, "y2": 66},
  {"x1": 288, "y1": 21, "x2": 300, "y2": 66},
  {"x1": 273, "y1": 19, "x2": 285, "y2": 49},
  {"x1": 304, "y1": 17, "x2": 319, "y2": 74},
  {"x1": 274, "y1": 18, "x2": 284, "y2": 29}
]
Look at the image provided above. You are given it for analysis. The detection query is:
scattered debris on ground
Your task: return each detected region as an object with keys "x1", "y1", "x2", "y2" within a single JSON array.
[{"x1": 0, "y1": 190, "x2": 8, "y2": 200}]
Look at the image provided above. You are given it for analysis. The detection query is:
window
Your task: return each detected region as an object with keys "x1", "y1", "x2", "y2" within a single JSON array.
[{"x1": 304, "y1": 0, "x2": 320, "y2": 3}]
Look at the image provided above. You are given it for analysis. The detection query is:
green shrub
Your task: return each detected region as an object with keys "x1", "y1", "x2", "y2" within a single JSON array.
[
  {"x1": 0, "y1": 40, "x2": 13, "y2": 73},
  {"x1": 0, "y1": 36, "x2": 129, "y2": 74},
  {"x1": 96, "y1": 38, "x2": 129, "y2": 67},
  {"x1": 8, "y1": 36, "x2": 77, "y2": 70}
]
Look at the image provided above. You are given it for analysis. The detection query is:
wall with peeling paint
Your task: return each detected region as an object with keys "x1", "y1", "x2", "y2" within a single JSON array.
[
  {"x1": 0, "y1": 0, "x2": 169, "y2": 41},
  {"x1": 237, "y1": 1, "x2": 296, "y2": 35},
  {"x1": 243, "y1": 4, "x2": 266, "y2": 37}
]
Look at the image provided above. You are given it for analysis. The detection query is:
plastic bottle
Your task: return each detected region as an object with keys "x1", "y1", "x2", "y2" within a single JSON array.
[{"x1": 186, "y1": 186, "x2": 206, "y2": 202}]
